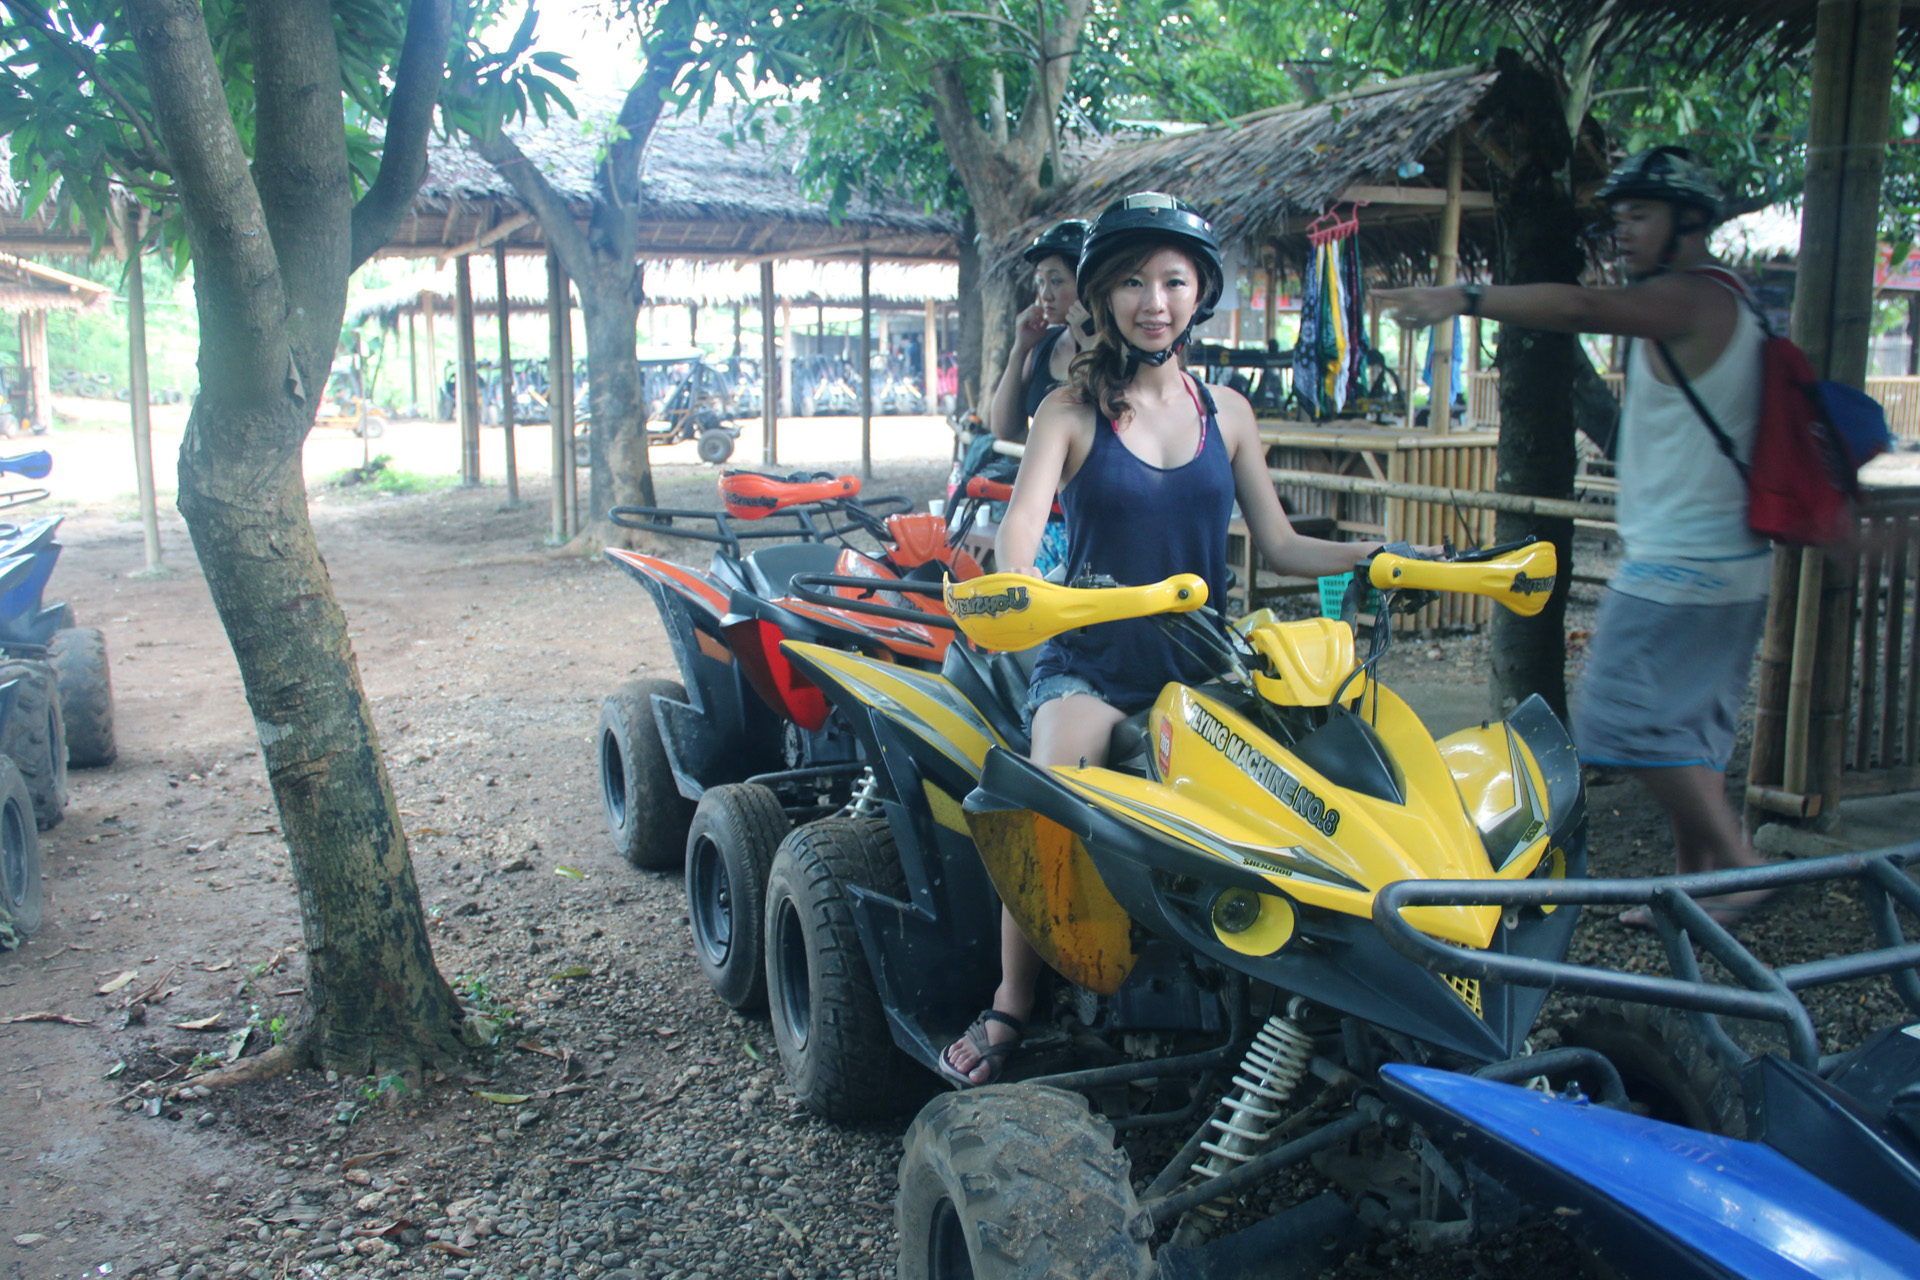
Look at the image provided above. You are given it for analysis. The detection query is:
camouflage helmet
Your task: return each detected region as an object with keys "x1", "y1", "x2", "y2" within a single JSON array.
[{"x1": 1597, "y1": 146, "x2": 1725, "y2": 224}]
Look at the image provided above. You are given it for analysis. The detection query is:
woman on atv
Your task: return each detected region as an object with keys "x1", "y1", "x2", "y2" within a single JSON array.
[
  {"x1": 987, "y1": 219, "x2": 1092, "y2": 444},
  {"x1": 941, "y1": 193, "x2": 1379, "y2": 1087}
]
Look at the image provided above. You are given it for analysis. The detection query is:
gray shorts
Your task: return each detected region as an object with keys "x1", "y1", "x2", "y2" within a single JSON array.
[{"x1": 1571, "y1": 590, "x2": 1767, "y2": 771}]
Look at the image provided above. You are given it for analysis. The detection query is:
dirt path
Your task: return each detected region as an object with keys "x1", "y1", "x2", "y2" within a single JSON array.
[{"x1": 0, "y1": 459, "x2": 944, "y2": 1280}]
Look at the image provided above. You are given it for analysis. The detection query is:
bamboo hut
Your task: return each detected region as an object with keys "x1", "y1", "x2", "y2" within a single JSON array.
[{"x1": 0, "y1": 252, "x2": 112, "y2": 434}]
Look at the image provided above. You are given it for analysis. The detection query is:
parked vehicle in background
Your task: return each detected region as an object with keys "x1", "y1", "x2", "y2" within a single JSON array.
[{"x1": 791, "y1": 355, "x2": 860, "y2": 417}]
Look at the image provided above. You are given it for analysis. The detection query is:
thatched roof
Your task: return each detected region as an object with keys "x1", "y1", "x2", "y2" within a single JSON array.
[
  {"x1": 1002, "y1": 67, "x2": 1502, "y2": 280},
  {"x1": 394, "y1": 100, "x2": 959, "y2": 263},
  {"x1": 0, "y1": 253, "x2": 111, "y2": 314},
  {"x1": 347, "y1": 255, "x2": 957, "y2": 327},
  {"x1": 1411, "y1": 0, "x2": 1920, "y2": 62}
]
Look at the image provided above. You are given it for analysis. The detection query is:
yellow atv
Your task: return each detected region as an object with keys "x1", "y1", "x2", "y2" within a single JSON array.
[{"x1": 764, "y1": 543, "x2": 1603, "y2": 1270}]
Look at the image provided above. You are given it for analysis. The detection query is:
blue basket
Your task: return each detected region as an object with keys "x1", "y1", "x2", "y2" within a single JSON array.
[{"x1": 1318, "y1": 573, "x2": 1380, "y2": 619}]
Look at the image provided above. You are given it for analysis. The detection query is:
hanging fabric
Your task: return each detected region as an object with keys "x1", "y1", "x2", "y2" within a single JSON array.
[{"x1": 1295, "y1": 204, "x2": 1367, "y2": 420}]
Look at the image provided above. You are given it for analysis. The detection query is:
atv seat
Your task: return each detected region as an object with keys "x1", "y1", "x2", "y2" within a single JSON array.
[
  {"x1": 740, "y1": 542, "x2": 842, "y2": 599},
  {"x1": 940, "y1": 641, "x2": 1037, "y2": 754},
  {"x1": 1106, "y1": 711, "x2": 1153, "y2": 776}
]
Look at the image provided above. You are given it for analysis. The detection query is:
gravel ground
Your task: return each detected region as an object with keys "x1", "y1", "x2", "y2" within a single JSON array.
[{"x1": 9, "y1": 474, "x2": 1905, "y2": 1280}]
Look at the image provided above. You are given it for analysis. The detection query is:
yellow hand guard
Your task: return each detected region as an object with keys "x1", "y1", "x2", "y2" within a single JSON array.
[
  {"x1": 945, "y1": 572, "x2": 1209, "y2": 652},
  {"x1": 1367, "y1": 542, "x2": 1558, "y2": 618}
]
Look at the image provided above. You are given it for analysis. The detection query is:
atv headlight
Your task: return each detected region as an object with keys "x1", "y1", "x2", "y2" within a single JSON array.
[{"x1": 1209, "y1": 888, "x2": 1297, "y2": 957}]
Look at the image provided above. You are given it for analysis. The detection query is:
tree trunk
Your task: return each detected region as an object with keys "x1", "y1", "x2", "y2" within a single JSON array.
[
  {"x1": 955, "y1": 209, "x2": 984, "y2": 409},
  {"x1": 577, "y1": 255, "x2": 653, "y2": 525},
  {"x1": 177, "y1": 424, "x2": 464, "y2": 1073},
  {"x1": 1484, "y1": 50, "x2": 1581, "y2": 721},
  {"x1": 126, "y1": 0, "x2": 464, "y2": 1081}
]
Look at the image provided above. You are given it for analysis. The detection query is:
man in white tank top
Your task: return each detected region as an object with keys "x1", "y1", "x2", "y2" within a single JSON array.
[{"x1": 1378, "y1": 147, "x2": 1772, "y2": 928}]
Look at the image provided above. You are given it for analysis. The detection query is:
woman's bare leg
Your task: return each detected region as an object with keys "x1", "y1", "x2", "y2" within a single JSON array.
[{"x1": 944, "y1": 693, "x2": 1125, "y2": 1082}]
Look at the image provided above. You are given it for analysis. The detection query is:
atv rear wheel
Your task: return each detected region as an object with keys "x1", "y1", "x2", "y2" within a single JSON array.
[
  {"x1": 48, "y1": 628, "x2": 115, "y2": 768},
  {"x1": 0, "y1": 661, "x2": 64, "y2": 830},
  {"x1": 1555, "y1": 1000, "x2": 1746, "y2": 1138},
  {"x1": 0, "y1": 757, "x2": 40, "y2": 938},
  {"x1": 764, "y1": 818, "x2": 916, "y2": 1121},
  {"x1": 897, "y1": 1084, "x2": 1152, "y2": 1280},
  {"x1": 686, "y1": 783, "x2": 788, "y2": 1011},
  {"x1": 697, "y1": 428, "x2": 735, "y2": 464},
  {"x1": 598, "y1": 679, "x2": 695, "y2": 871}
]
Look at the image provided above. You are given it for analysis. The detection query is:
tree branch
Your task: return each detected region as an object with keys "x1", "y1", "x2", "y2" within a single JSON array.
[
  {"x1": 1011, "y1": 0, "x2": 1089, "y2": 171},
  {"x1": 245, "y1": 0, "x2": 352, "y2": 378},
  {"x1": 349, "y1": 0, "x2": 452, "y2": 272},
  {"x1": 603, "y1": 49, "x2": 688, "y2": 211},
  {"x1": 467, "y1": 129, "x2": 591, "y2": 281},
  {"x1": 125, "y1": 0, "x2": 286, "y2": 408}
]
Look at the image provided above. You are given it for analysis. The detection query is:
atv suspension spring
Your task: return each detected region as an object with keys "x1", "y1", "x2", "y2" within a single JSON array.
[
  {"x1": 1174, "y1": 1013, "x2": 1315, "y2": 1237},
  {"x1": 844, "y1": 767, "x2": 883, "y2": 819}
]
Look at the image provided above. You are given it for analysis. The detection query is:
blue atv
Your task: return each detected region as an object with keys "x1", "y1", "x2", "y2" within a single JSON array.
[
  {"x1": 0, "y1": 452, "x2": 119, "y2": 942},
  {"x1": 1375, "y1": 842, "x2": 1920, "y2": 1279}
]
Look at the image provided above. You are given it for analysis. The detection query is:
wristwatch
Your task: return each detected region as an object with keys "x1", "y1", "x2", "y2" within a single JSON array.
[{"x1": 1459, "y1": 283, "x2": 1485, "y2": 317}]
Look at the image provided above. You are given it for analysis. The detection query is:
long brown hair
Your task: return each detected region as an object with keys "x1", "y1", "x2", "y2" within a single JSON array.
[{"x1": 1066, "y1": 242, "x2": 1203, "y2": 424}]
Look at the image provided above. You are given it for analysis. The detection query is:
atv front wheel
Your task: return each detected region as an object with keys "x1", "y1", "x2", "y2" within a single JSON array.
[
  {"x1": 897, "y1": 1084, "x2": 1153, "y2": 1280},
  {"x1": 686, "y1": 782, "x2": 788, "y2": 1011},
  {"x1": 0, "y1": 757, "x2": 40, "y2": 937},
  {"x1": 1555, "y1": 1000, "x2": 1746, "y2": 1138},
  {"x1": 764, "y1": 818, "x2": 916, "y2": 1121},
  {"x1": 597, "y1": 679, "x2": 695, "y2": 871},
  {"x1": 48, "y1": 628, "x2": 115, "y2": 768},
  {"x1": 696, "y1": 428, "x2": 735, "y2": 465},
  {"x1": 0, "y1": 661, "x2": 64, "y2": 830}
]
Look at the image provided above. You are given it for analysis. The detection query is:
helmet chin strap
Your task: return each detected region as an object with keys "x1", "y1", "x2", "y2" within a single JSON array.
[{"x1": 1120, "y1": 323, "x2": 1195, "y2": 379}]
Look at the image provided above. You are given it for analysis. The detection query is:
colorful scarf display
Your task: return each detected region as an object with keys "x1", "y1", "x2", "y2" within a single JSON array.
[{"x1": 1292, "y1": 216, "x2": 1367, "y2": 420}]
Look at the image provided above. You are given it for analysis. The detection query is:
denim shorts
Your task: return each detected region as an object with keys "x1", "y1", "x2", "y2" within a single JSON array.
[{"x1": 1024, "y1": 672, "x2": 1114, "y2": 728}]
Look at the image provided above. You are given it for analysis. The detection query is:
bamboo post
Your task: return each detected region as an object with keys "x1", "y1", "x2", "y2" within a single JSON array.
[
  {"x1": 24, "y1": 311, "x2": 49, "y2": 434},
  {"x1": 924, "y1": 299, "x2": 939, "y2": 414},
  {"x1": 455, "y1": 255, "x2": 480, "y2": 486},
  {"x1": 408, "y1": 313, "x2": 419, "y2": 414},
  {"x1": 1751, "y1": 0, "x2": 1901, "y2": 824},
  {"x1": 760, "y1": 260, "x2": 778, "y2": 466},
  {"x1": 495, "y1": 244, "x2": 519, "y2": 505},
  {"x1": 1428, "y1": 129, "x2": 1466, "y2": 434},
  {"x1": 547, "y1": 253, "x2": 568, "y2": 542},
  {"x1": 860, "y1": 246, "x2": 873, "y2": 480},
  {"x1": 421, "y1": 291, "x2": 441, "y2": 420},
  {"x1": 780, "y1": 301, "x2": 795, "y2": 417},
  {"x1": 561, "y1": 282, "x2": 579, "y2": 535},
  {"x1": 124, "y1": 214, "x2": 163, "y2": 573},
  {"x1": 1264, "y1": 262, "x2": 1279, "y2": 347}
]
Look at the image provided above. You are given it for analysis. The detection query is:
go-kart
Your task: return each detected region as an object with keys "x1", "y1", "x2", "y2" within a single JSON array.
[
  {"x1": 597, "y1": 470, "x2": 980, "y2": 1010},
  {"x1": 1371, "y1": 844, "x2": 1920, "y2": 1279}
]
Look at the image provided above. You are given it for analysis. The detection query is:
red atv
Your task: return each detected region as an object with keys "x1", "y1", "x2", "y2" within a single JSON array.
[{"x1": 599, "y1": 470, "x2": 978, "y2": 1009}]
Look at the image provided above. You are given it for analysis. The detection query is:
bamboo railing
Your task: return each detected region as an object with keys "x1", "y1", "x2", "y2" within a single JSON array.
[
  {"x1": 1462, "y1": 368, "x2": 1920, "y2": 440},
  {"x1": 1839, "y1": 489, "x2": 1920, "y2": 798}
]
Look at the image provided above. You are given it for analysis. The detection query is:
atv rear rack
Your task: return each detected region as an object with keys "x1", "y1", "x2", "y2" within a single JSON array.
[{"x1": 1374, "y1": 842, "x2": 1920, "y2": 1070}]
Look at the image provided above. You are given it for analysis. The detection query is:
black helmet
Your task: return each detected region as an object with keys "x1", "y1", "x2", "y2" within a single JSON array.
[
  {"x1": 1023, "y1": 219, "x2": 1089, "y2": 267},
  {"x1": 1077, "y1": 193, "x2": 1225, "y2": 327},
  {"x1": 1597, "y1": 146, "x2": 1724, "y2": 224}
]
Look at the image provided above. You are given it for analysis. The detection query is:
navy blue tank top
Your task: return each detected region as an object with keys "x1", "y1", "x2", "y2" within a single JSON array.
[
  {"x1": 1024, "y1": 327, "x2": 1067, "y2": 420},
  {"x1": 1030, "y1": 380, "x2": 1235, "y2": 715}
]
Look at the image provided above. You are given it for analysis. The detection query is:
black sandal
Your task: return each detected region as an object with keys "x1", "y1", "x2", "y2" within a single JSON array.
[{"x1": 938, "y1": 1009, "x2": 1025, "y2": 1088}]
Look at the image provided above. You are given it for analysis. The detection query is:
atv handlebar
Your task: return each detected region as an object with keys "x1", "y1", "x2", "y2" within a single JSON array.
[
  {"x1": 1373, "y1": 841, "x2": 1920, "y2": 1072},
  {"x1": 945, "y1": 572, "x2": 1208, "y2": 652},
  {"x1": 786, "y1": 573, "x2": 959, "y2": 631},
  {"x1": 1363, "y1": 539, "x2": 1557, "y2": 618}
]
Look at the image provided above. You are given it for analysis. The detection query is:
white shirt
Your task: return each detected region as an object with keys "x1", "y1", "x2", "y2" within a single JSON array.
[{"x1": 1616, "y1": 275, "x2": 1768, "y2": 573}]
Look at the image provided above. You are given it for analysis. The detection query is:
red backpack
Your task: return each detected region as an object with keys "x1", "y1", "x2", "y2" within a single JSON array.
[{"x1": 1658, "y1": 267, "x2": 1891, "y2": 547}]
